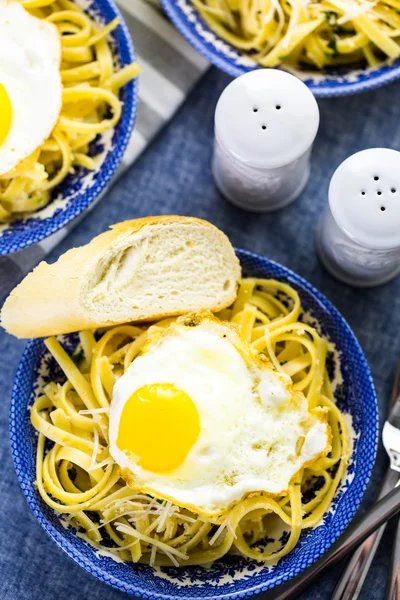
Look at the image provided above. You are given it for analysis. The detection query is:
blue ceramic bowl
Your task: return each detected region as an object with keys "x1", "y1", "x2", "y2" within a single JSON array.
[
  {"x1": 10, "y1": 250, "x2": 378, "y2": 599},
  {"x1": 0, "y1": 0, "x2": 138, "y2": 257},
  {"x1": 160, "y1": 0, "x2": 400, "y2": 97}
]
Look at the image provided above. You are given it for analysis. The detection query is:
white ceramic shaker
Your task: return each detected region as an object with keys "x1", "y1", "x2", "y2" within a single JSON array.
[
  {"x1": 317, "y1": 148, "x2": 400, "y2": 287},
  {"x1": 212, "y1": 69, "x2": 320, "y2": 212}
]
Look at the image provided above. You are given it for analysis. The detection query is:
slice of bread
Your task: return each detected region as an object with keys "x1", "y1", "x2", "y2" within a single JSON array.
[{"x1": 1, "y1": 216, "x2": 241, "y2": 338}]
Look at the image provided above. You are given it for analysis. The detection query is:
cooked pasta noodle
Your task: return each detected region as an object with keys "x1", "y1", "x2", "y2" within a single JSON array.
[
  {"x1": 31, "y1": 278, "x2": 351, "y2": 567},
  {"x1": 193, "y1": 0, "x2": 400, "y2": 70},
  {"x1": 0, "y1": 0, "x2": 139, "y2": 220}
]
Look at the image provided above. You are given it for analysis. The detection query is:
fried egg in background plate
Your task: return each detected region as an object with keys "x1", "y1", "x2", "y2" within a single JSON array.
[
  {"x1": 0, "y1": 0, "x2": 62, "y2": 175},
  {"x1": 109, "y1": 313, "x2": 331, "y2": 518}
]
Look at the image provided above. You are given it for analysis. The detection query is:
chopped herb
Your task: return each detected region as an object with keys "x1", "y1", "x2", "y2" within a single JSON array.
[
  {"x1": 325, "y1": 10, "x2": 337, "y2": 26},
  {"x1": 184, "y1": 534, "x2": 194, "y2": 538},
  {"x1": 294, "y1": 482, "x2": 301, "y2": 486},
  {"x1": 327, "y1": 38, "x2": 338, "y2": 56},
  {"x1": 325, "y1": 11, "x2": 345, "y2": 32},
  {"x1": 67, "y1": 466, "x2": 77, "y2": 481},
  {"x1": 71, "y1": 348, "x2": 84, "y2": 365},
  {"x1": 337, "y1": 383, "x2": 345, "y2": 400}
]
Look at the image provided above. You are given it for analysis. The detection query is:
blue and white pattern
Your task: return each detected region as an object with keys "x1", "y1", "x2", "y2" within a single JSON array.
[
  {"x1": 0, "y1": 0, "x2": 138, "y2": 257},
  {"x1": 160, "y1": 0, "x2": 400, "y2": 97},
  {"x1": 9, "y1": 250, "x2": 378, "y2": 599}
]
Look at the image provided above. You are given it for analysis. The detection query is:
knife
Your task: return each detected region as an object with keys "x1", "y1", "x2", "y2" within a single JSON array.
[{"x1": 331, "y1": 362, "x2": 400, "y2": 600}]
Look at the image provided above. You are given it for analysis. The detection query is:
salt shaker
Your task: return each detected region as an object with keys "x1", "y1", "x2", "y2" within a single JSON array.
[
  {"x1": 212, "y1": 69, "x2": 320, "y2": 212},
  {"x1": 317, "y1": 148, "x2": 400, "y2": 287}
]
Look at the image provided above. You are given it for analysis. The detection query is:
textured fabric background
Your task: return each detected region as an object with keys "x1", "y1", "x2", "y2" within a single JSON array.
[{"x1": 1, "y1": 68, "x2": 400, "y2": 600}]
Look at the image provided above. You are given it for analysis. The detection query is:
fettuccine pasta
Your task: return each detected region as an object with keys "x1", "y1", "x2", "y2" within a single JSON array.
[
  {"x1": 0, "y1": 0, "x2": 139, "y2": 221},
  {"x1": 31, "y1": 278, "x2": 351, "y2": 567},
  {"x1": 192, "y1": 0, "x2": 400, "y2": 70}
]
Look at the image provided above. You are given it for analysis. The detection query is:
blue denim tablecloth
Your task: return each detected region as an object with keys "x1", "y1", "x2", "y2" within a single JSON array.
[{"x1": 1, "y1": 68, "x2": 400, "y2": 600}]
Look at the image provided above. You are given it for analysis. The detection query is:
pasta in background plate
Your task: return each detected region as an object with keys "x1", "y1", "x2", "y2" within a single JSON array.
[
  {"x1": 0, "y1": 0, "x2": 139, "y2": 221},
  {"x1": 192, "y1": 0, "x2": 400, "y2": 70},
  {"x1": 31, "y1": 278, "x2": 351, "y2": 567}
]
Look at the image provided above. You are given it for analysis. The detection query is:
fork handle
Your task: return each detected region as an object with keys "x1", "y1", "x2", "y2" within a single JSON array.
[
  {"x1": 260, "y1": 480, "x2": 400, "y2": 600},
  {"x1": 331, "y1": 467, "x2": 399, "y2": 600},
  {"x1": 386, "y1": 513, "x2": 400, "y2": 600}
]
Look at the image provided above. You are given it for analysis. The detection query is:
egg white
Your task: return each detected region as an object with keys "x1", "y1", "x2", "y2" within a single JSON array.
[
  {"x1": 0, "y1": 1, "x2": 62, "y2": 176},
  {"x1": 109, "y1": 314, "x2": 330, "y2": 517}
]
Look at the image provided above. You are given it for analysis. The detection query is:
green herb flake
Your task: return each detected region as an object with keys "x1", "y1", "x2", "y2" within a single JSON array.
[
  {"x1": 337, "y1": 383, "x2": 345, "y2": 400},
  {"x1": 327, "y1": 38, "x2": 338, "y2": 56},
  {"x1": 325, "y1": 10, "x2": 337, "y2": 26},
  {"x1": 71, "y1": 348, "x2": 84, "y2": 365}
]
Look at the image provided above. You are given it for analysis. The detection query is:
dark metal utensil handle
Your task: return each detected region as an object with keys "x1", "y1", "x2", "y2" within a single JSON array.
[
  {"x1": 386, "y1": 514, "x2": 400, "y2": 600},
  {"x1": 331, "y1": 361, "x2": 400, "y2": 600},
  {"x1": 331, "y1": 468, "x2": 399, "y2": 600},
  {"x1": 260, "y1": 483, "x2": 400, "y2": 600}
]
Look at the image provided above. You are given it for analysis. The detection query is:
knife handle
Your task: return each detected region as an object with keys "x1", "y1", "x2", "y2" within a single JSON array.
[
  {"x1": 331, "y1": 524, "x2": 385, "y2": 600},
  {"x1": 331, "y1": 467, "x2": 399, "y2": 600},
  {"x1": 385, "y1": 514, "x2": 400, "y2": 600}
]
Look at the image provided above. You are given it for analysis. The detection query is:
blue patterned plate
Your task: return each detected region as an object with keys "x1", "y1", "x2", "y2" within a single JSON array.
[
  {"x1": 0, "y1": 0, "x2": 138, "y2": 256},
  {"x1": 10, "y1": 250, "x2": 378, "y2": 599},
  {"x1": 160, "y1": 0, "x2": 400, "y2": 97}
]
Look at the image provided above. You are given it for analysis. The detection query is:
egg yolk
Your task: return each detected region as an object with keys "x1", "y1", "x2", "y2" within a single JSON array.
[
  {"x1": 117, "y1": 383, "x2": 200, "y2": 473},
  {"x1": 0, "y1": 84, "x2": 12, "y2": 147}
]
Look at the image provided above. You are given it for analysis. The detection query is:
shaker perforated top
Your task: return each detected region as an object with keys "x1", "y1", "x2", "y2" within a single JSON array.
[
  {"x1": 214, "y1": 69, "x2": 319, "y2": 169},
  {"x1": 329, "y1": 148, "x2": 400, "y2": 250}
]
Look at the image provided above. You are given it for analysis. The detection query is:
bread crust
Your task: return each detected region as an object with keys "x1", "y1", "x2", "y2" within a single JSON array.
[{"x1": 1, "y1": 216, "x2": 241, "y2": 338}]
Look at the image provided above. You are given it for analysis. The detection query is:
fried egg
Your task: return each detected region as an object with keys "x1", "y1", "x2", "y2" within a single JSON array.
[
  {"x1": 109, "y1": 313, "x2": 330, "y2": 517},
  {"x1": 0, "y1": 1, "x2": 62, "y2": 176}
]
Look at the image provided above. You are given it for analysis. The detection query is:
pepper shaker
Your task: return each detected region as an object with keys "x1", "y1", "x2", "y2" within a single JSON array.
[
  {"x1": 212, "y1": 69, "x2": 320, "y2": 212},
  {"x1": 317, "y1": 148, "x2": 400, "y2": 287}
]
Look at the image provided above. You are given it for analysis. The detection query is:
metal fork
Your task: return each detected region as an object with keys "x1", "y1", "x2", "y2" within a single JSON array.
[
  {"x1": 260, "y1": 364, "x2": 400, "y2": 600},
  {"x1": 383, "y1": 363, "x2": 400, "y2": 600},
  {"x1": 260, "y1": 481, "x2": 400, "y2": 600},
  {"x1": 331, "y1": 362, "x2": 400, "y2": 600}
]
